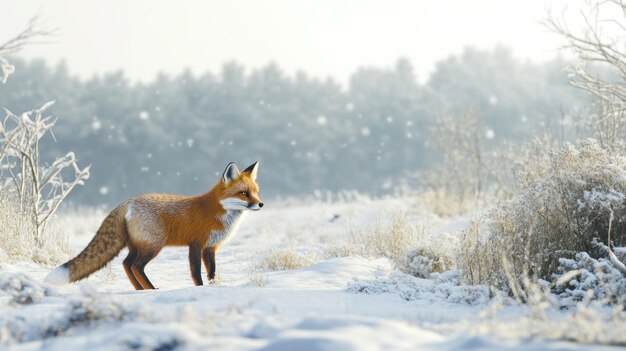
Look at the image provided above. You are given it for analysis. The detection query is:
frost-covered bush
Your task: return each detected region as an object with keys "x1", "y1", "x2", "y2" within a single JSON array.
[
  {"x1": 553, "y1": 244, "x2": 626, "y2": 307},
  {"x1": 348, "y1": 270, "x2": 490, "y2": 305},
  {"x1": 0, "y1": 102, "x2": 91, "y2": 240},
  {"x1": 0, "y1": 99, "x2": 88, "y2": 265},
  {"x1": 473, "y1": 293, "x2": 626, "y2": 346},
  {"x1": 459, "y1": 139, "x2": 626, "y2": 287},
  {"x1": 403, "y1": 249, "x2": 454, "y2": 278},
  {"x1": 1, "y1": 27, "x2": 89, "y2": 263}
]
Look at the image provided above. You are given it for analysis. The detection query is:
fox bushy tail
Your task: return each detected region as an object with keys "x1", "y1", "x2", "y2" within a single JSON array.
[{"x1": 45, "y1": 203, "x2": 129, "y2": 284}]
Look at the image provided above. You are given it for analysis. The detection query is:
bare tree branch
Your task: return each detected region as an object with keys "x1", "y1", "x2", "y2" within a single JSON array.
[
  {"x1": 0, "y1": 16, "x2": 57, "y2": 56},
  {"x1": 546, "y1": 0, "x2": 626, "y2": 151}
]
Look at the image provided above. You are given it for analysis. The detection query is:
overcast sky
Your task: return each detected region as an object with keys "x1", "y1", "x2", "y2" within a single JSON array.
[{"x1": 2, "y1": 0, "x2": 579, "y2": 84}]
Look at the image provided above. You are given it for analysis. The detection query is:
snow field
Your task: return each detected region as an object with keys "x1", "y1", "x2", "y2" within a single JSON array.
[{"x1": 0, "y1": 195, "x2": 622, "y2": 350}]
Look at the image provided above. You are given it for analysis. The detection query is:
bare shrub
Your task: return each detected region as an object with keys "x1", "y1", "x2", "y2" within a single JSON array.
[
  {"x1": 253, "y1": 248, "x2": 313, "y2": 271},
  {"x1": 422, "y1": 110, "x2": 488, "y2": 216},
  {"x1": 546, "y1": 0, "x2": 626, "y2": 152},
  {"x1": 247, "y1": 271, "x2": 268, "y2": 287},
  {"x1": 422, "y1": 111, "x2": 556, "y2": 217},
  {"x1": 329, "y1": 214, "x2": 456, "y2": 277},
  {"x1": 0, "y1": 190, "x2": 70, "y2": 265},
  {"x1": 346, "y1": 215, "x2": 420, "y2": 262},
  {"x1": 418, "y1": 188, "x2": 479, "y2": 218},
  {"x1": 459, "y1": 139, "x2": 626, "y2": 287},
  {"x1": 458, "y1": 219, "x2": 507, "y2": 288},
  {"x1": 247, "y1": 247, "x2": 312, "y2": 287},
  {"x1": 0, "y1": 17, "x2": 54, "y2": 84}
]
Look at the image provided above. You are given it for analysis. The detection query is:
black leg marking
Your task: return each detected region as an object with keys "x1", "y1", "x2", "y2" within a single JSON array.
[
  {"x1": 202, "y1": 247, "x2": 216, "y2": 281},
  {"x1": 189, "y1": 243, "x2": 203, "y2": 286}
]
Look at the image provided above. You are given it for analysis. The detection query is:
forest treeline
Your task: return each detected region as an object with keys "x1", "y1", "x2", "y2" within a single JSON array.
[{"x1": 0, "y1": 47, "x2": 587, "y2": 205}]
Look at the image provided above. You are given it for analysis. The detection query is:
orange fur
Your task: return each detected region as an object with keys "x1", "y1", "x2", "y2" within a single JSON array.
[{"x1": 46, "y1": 162, "x2": 262, "y2": 290}]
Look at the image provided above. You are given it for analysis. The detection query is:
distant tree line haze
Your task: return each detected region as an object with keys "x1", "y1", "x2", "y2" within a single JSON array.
[{"x1": 0, "y1": 47, "x2": 588, "y2": 205}]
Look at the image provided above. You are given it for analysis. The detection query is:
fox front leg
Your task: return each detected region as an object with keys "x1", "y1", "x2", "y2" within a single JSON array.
[
  {"x1": 189, "y1": 242, "x2": 203, "y2": 286},
  {"x1": 202, "y1": 247, "x2": 217, "y2": 281}
]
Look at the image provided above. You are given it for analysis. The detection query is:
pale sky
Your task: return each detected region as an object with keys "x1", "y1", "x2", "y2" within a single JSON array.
[{"x1": 2, "y1": 0, "x2": 580, "y2": 84}]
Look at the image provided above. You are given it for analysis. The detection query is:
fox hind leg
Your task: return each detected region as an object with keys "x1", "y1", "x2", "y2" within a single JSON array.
[
  {"x1": 122, "y1": 245, "x2": 143, "y2": 290},
  {"x1": 131, "y1": 249, "x2": 160, "y2": 290}
]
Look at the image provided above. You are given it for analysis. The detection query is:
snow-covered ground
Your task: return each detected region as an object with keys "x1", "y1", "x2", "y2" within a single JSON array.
[{"x1": 0, "y1": 196, "x2": 621, "y2": 350}]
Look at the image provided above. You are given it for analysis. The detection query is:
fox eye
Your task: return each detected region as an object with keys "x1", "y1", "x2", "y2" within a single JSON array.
[{"x1": 241, "y1": 191, "x2": 249, "y2": 197}]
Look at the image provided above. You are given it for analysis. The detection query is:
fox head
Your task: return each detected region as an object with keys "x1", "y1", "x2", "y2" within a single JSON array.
[{"x1": 218, "y1": 161, "x2": 264, "y2": 211}]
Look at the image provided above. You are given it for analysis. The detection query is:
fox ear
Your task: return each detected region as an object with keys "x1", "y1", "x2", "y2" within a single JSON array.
[
  {"x1": 222, "y1": 162, "x2": 240, "y2": 184},
  {"x1": 243, "y1": 161, "x2": 259, "y2": 181}
]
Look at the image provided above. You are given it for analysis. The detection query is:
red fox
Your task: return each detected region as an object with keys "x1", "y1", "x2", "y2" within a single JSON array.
[{"x1": 45, "y1": 162, "x2": 263, "y2": 290}]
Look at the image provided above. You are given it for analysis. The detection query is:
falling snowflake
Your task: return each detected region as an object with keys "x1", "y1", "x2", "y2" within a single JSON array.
[
  {"x1": 345, "y1": 103, "x2": 355, "y2": 111},
  {"x1": 486, "y1": 129, "x2": 495, "y2": 139},
  {"x1": 361, "y1": 127, "x2": 371, "y2": 136},
  {"x1": 187, "y1": 138, "x2": 194, "y2": 147},
  {"x1": 91, "y1": 119, "x2": 101, "y2": 131},
  {"x1": 139, "y1": 111, "x2": 149, "y2": 120},
  {"x1": 488, "y1": 95, "x2": 498, "y2": 105},
  {"x1": 317, "y1": 116, "x2": 327, "y2": 125},
  {"x1": 99, "y1": 186, "x2": 109, "y2": 195},
  {"x1": 386, "y1": 116, "x2": 393, "y2": 123},
  {"x1": 290, "y1": 140, "x2": 297, "y2": 146}
]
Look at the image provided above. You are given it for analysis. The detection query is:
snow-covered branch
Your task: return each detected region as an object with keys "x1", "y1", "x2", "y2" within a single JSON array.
[{"x1": 0, "y1": 102, "x2": 90, "y2": 240}]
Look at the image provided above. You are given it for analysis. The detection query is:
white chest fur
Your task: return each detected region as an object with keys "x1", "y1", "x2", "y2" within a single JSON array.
[{"x1": 208, "y1": 210, "x2": 248, "y2": 247}]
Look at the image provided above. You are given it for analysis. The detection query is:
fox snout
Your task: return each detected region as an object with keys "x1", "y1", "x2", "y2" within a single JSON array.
[{"x1": 248, "y1": 201, "x2": 264, "y2": 211}]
